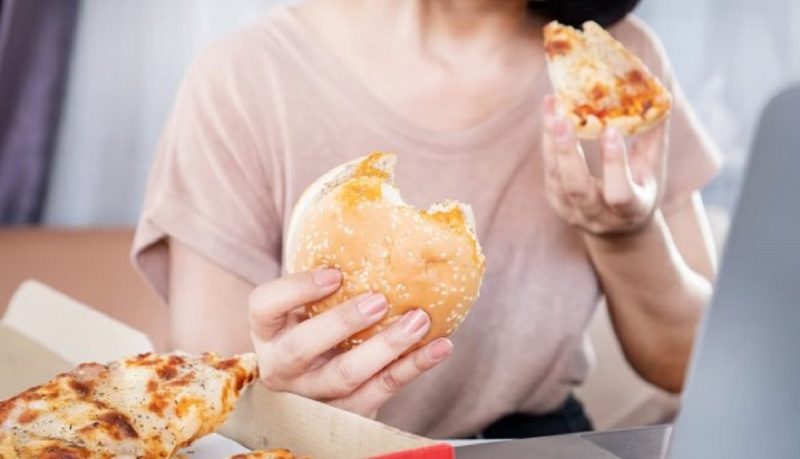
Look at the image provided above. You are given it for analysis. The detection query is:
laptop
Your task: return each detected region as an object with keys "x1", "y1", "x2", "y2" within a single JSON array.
[{"x1": 457, "y1": 85, "x2": 800, "y2": 459}]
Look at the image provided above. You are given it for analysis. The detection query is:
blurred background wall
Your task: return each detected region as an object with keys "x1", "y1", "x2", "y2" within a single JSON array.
[
  {"x1": 41, "y1": 0, "x2": 276, "y2": 225},
  {"x1": 10, "y1": 0, "x2": 800, "y2": 233}
]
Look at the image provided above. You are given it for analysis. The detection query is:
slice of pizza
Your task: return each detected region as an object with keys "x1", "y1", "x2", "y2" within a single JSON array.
[
  {"x1": 0, "y1": 430, "x2": 98, "y2": 459},
  {"x1": 224, "y1": 449, "x2": 305, "y2": 459},
  {"x1": 0, "y1": 352, "x2": 258, "y2": 458},
  {"x1": 543, "y1": 20, "x2": 672, "y2": 139}
]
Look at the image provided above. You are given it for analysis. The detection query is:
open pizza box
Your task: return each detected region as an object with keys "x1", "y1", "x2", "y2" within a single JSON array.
[{"x1": 0, "y1": 280, "x2": 455, "y2": 458}]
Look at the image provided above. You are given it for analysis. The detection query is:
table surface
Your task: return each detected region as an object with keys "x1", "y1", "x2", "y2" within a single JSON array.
[
  {"x1": 186, "y1": 426, "x2": 670, "y2": 458},
  {"x1": 455, "y1": 425, "x2": 671, "y2": 459}
]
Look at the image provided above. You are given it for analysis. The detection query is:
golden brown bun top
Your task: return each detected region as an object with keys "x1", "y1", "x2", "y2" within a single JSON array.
[{"x1": 286, "y1": 153, "x2": 485, "y2": 348}]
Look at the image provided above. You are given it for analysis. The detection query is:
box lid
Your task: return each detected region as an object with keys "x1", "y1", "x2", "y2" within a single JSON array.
[{"x1": 0, "y1": 280, "x2": 452, "y2": 458}]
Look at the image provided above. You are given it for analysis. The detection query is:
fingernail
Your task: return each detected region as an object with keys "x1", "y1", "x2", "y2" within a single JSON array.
[
  {"x1": 399, "y1": 310, "x2": 430, "y2": 335},
  {"x1": 553, "y1": 119, "x2": 570, "y2": 144},
  {"x1": 604, "y1": 127, "x2": 621, "y2": 144},
  {"x1": 426, "y1": 338, "x2": 453, "y2": 362},
  {"x1": 358, "y1": 294, "x2": 388, "y2": 317},
  {"x1": 311, "y1": 268, "x2": 341, "y2": 288}
]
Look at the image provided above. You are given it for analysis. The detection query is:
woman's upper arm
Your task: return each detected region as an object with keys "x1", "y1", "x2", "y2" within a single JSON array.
[
  {"x1": 131, "y1": 35, "x2": 285, "y2": 354},
  {"x1": 664, "y1": 192, "x2": 717, "y2": 282},
  {"x1": 168, "y1": 238, "x2": 255, "y2": 355}
]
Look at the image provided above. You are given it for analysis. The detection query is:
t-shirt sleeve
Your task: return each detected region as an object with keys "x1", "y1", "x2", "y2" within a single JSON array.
[
  {"x1": 132, "y1": 40, "x2": 283, "y2": 301},
  {"x1": 612, "y1": 17, "x2": 723, "y2": 213}
]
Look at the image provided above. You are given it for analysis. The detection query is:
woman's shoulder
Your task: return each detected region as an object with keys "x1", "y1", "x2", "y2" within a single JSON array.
[
  {"x1": 165, "y1": 7, "x2": 310, "y2": 153},
  {"x1": 181, "y1": 6, "x2": 305, "y2": 94},
  {"x1": 608, "y1": 15, "x2": 671, "y2": 78}
]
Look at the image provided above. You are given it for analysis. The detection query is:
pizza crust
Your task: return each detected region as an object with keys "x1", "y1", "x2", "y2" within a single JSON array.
[{"x1": 544, "y1": 20, "x2": 672, "y2": 139}]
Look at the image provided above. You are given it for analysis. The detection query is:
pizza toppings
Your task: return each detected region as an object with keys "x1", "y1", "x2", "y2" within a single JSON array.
[
  {"x1": 0, "y1": 352, "x2": 259, "y2": 458},
  {"x1": 543, "y1": 20, "x2": 672, "y2": 138},
  {"x1": 225, "y1": 449, "x2": 306, "y2": 459}
]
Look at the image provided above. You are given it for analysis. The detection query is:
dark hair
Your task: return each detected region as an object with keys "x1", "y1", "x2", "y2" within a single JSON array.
[{"x1": 528, "y1": 0, "x2": 642, "y2": 28}]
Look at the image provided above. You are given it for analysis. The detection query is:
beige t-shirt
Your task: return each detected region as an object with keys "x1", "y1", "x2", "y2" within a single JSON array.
[{"x1": 133, "y1": 6, "x2": 720, "y2": 437}]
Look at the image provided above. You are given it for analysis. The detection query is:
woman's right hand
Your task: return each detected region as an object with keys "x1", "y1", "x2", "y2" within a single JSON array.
[{"x1": 249, "y1": 268, "x2": 454, "y2": 418}]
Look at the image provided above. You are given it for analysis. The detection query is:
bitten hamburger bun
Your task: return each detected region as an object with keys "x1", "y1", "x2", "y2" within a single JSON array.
[{"x1": 284, "y1": 152, "x2": 485, "y2": 350}]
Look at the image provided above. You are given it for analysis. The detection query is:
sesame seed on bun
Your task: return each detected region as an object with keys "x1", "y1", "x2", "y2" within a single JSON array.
[{"x1": 284, "y1": 152, "x2": 485, "y2": 350}]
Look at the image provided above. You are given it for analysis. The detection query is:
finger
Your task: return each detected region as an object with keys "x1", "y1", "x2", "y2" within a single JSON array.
[
  {"x1": 640, "y1": 121, "x2": 669, "y2": 170},
  {"x1": 542, "y1": 94, "x2": 558, "y2": 118},
  {"x1": 544, "y1": 178, "x2": 569, "y2": 215},
  {"x1": 601, "y1": 127, "x2": 646, "y2": 217},
  {"x1": 541, "y1": 97, "x2": 562, "y2": 187},
  {"x1": 548, "y1": 117, "x2": 599, "y2": 209},
  {"x1": 630, "y1": 122, "x2": 667, "y2": 183},
  {"x1": 542, "y1": 147, "x2": 574, "y2": 217},
  {"x1": 301, "y1": 309, "x2": 431, "y2": 399},
  {"x1": 271, "y1": 293, "x2": 389, "y2": 376},
  {"x1": 249, "y1": 269, "x2": 342, "y2": 341},
  {"x1": 330, "y1": 338, "x2": 453, "y2": 418}
]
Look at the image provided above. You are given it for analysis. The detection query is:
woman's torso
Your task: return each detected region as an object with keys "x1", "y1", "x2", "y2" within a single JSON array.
[{"x1": 241, "y1": 7, "x2": 601, "y2": 437}]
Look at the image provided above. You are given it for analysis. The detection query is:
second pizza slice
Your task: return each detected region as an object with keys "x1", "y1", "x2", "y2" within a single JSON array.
[{"x1": 543, "y1": 20, "x2": 672, "y2": 138}]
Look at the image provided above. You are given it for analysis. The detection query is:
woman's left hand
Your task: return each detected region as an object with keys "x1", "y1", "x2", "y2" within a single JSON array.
[{"x1": 541, "y1": 95, "x2": 668, "y2": 235}]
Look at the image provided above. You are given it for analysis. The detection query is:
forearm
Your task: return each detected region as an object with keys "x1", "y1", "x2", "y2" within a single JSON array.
[
  {"x1": 583, "y1": 211, "x2": 712, "y2": 392},
  {"x1": 168, "y1": 300, "x2": 253, "y2": 355},
  {"x1": 168, "y1": 239, "x2": 256, "y2": 355}
]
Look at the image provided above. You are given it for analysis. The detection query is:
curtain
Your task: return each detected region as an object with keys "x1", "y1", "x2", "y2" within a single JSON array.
[{"x1": 0, "y1": 0, "x2": 79, "y2": 224}]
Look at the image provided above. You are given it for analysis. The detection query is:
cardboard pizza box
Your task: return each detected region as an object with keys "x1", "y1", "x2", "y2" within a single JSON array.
[{"x1": 0, "y1": 280, "x2": 454, "y2": 459}]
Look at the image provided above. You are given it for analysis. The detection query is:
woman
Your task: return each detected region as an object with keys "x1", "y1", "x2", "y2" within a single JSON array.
[{"x1": 133, "y1": 0, "x2": 720, "y2": 439}]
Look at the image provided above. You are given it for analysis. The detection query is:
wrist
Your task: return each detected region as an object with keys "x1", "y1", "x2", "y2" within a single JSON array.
[{"x1": 582, "y1": 209, "x2": 667, "y2": 253}]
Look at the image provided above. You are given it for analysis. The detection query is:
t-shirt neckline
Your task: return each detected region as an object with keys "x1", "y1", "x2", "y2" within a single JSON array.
[{"x1": 269, "y1": 5, "x2": 546, "y2": 156}]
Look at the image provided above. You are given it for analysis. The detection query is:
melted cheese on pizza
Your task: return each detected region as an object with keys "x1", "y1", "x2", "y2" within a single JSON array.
[
  {"x1": 0, "y1": 352, "x2": 258, "y2": 458},
  {"x1": 225, "y1": 449, "x2": 303, "y2": 459},
  {"x1": 543, "y1": 20, "x2": 672, "y2": 138}
]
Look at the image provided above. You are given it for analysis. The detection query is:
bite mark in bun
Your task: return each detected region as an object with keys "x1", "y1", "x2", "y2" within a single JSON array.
[{"x1": 285, "y1": 153, "x2": 485, "y2": 350}]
